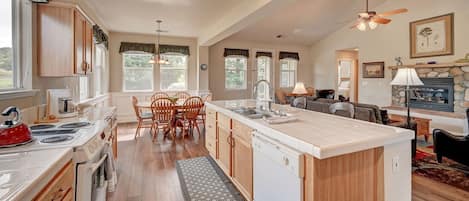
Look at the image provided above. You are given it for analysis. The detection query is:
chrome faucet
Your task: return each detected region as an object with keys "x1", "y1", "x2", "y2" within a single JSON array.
[{"x1": 253, "y1": 80, "x2": 274, "y2": 111}]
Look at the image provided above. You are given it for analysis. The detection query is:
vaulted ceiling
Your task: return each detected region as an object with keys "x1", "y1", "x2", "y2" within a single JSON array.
[
  {"x1": 83, "y1": 0, "x2": 388, "y2": 45},
  {"x1": 228, "y1": 0, "x2": 386, "y2": 45},
  {"x1": 84, "y1": 0, "x2": 246, "y2": 37}
]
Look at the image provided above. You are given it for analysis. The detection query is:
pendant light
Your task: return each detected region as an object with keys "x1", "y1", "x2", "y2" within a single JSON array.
[{"x1": 149, "y1": 20, "x2": 169, "y2": 64}]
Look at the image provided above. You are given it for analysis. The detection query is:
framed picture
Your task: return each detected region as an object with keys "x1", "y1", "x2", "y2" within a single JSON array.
[
  {"x1": 410, "y1": 13, "x2": 454, "y2": 58},
  {"x1": 362, "y1": 62, "x2": 384, "y2": 78}
]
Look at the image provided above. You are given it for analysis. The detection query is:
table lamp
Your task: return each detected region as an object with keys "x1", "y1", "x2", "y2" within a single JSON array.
[
  {"x1": 390, "y1": 68, "x2": 424, "y2": 128},
  {"x1": 292, "y1": 82, "x2": 308, "y2": 95}
]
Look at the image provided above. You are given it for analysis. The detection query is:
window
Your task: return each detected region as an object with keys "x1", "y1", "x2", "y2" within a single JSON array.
[
  {"x1": 256, "y1": 56, "x2": 272, "y2": 99},
  {"x1": 225, "y1": 56, "x2": 247, "y2": 90},
  {"x1": 123, "y1": 53, "x2": 153, "y2": 91},
  {"x1": 94, "y1": 45, "x2": 106, "y2": 96},
  {"x1": 160, "y1": 53, "x2": 188, "y2": 90},
  {"x1": 79, "y1": 76, "x2": 89, "y2": 100},
  {"x1": 0, "y1": 0, "x2": 17, "y2": 91},
  {"x1": 279, "y1": 59, "x2": 297, "y2": 88}
]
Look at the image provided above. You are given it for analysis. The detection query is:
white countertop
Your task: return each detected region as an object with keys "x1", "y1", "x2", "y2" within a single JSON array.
[
  {"x1": 206, "y1": 100, "x2": 414, "y2": 159},
  {"x1": 0, "y1": 148, "x2": 73, "y2": 201}
]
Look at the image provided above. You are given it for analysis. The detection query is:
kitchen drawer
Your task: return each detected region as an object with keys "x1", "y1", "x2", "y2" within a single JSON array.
[
  {"x1": 206, "y1": 108, "x2": 217, "y2": 120},
  {"x1": 206, "y1": 134, "x2": 217, "y2": 157},
  {"x1": 34, "y1": 160, "x2": 74, "y2": 201},
  {"x1": 218, "y1": 113, "x2": 231, "y2": 130},
  {"x1": 206, "y1": 121, "x2": 216, "y2": 139},
  {"x1": 232, "y1": 120, "x2": 253, "y2": 144}
]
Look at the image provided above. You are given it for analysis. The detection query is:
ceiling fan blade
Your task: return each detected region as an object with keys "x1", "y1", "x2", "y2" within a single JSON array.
[
  {"x1": 373, "y1": 17, "x2": 391, "y2": 24},
  {"x1": 378, "y1": 8, "x2": 408, "y2": 17}
]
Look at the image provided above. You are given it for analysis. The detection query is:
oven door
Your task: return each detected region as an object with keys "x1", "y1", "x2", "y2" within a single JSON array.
[{"x1": 76, "y1": 150, "x2": 108, "y2": 201}]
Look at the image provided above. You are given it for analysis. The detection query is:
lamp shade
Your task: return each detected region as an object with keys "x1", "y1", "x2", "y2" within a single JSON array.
[
  {"x1": 390, "y1": 68, "x2": 424, "y2": 86},
  {"x1": 292, "y1": 82, "x2": 308, "y2": 94}
]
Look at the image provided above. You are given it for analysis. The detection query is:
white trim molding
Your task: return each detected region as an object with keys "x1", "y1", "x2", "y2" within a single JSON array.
[{"x1": 0, "y1": 89, "x2": 39, "y2": 100}]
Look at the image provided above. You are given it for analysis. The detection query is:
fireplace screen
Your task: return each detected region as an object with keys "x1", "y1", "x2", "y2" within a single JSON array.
[{"x1": 409, "y1": 78, "x2": 454, "y2": 112}]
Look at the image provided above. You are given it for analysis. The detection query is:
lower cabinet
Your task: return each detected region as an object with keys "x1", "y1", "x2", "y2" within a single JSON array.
[
  {"x1": 33, "y1": 160, "x2": 74, "y2": 201},
  {"x1": 205, "y1": 110, "x2": 253, "y2": 201},
  {"x1": 232, "y1": 134, "x2": 253, "y2": 200},
  {"x1": 217, "y1": 124, "x2": 232, "y2": 176}
]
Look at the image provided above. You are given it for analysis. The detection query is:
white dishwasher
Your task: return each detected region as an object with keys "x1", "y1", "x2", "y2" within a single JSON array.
[{"x1": 252, "y1": 131, "x2": 305, "y2": 201}]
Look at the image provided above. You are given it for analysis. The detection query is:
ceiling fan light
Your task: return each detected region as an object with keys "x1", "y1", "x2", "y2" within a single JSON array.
[
  {"x1": 357, "y1": 21, "x2": 367, "y2": 31},
  {"x1": 369, "y1": 20, "x2": 378, "y2": 30}
]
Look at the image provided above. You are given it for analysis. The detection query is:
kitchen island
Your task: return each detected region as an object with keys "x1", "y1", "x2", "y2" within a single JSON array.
[{"x1": 205, "y1": 99, "x2": 414, "y2": 201}]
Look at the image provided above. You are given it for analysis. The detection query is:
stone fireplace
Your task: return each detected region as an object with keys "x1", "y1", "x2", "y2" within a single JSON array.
[{"x1": 391, "y1": 66, "x2": 469, "y2": 114}]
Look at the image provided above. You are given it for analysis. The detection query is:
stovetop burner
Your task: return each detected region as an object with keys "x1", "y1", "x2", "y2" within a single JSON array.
[
  {"x1": 40, "y1": 135, "x2": 73, "y2": 143},
  {"x1": 59, "y1": 122, "x2": 91, "y2": 129},
  {"x1": 32, "y1": 129, "x2": 78, "y2": 136},
  {"x1": 30, "y1": 124, "x2": 56, "y2": 130}
]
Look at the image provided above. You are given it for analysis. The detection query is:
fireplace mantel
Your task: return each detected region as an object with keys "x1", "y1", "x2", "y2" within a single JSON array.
[{"x1": 388, "y1": 62, "x2": 469, "y2": 69}]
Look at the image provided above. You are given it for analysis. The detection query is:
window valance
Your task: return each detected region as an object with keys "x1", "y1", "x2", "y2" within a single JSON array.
[
  {"x1": 224, "y1": 48, "x2": 249, "y2": 58},
  {"x1": 159, "y1": 45, "x2": 190, "y2": 55},
  {"x1": 119, "y1": 42, "x2": 156, "y2": 54},
  {"x1": 256, "y1": 51, "x2": 272, "y2": 58},
  {"x1": 93, "y1": 25, "x2": 108, "y2": 49},
  {"x1": 279, "y1": 51, "x2": 300, "y2": 60}
]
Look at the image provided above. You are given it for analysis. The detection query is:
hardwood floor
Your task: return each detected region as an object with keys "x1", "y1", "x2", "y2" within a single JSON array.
[
  {"x1": 107, "y1": 123, "x2": 208, "y2": 201},
  {"x1": 108, "y1": 123, "x2": 468, "y2": 201}
]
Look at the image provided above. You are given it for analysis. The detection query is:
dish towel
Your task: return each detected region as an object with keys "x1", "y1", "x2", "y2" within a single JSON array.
[{"x1": 104, "y1": 142, "x2": 117, "y2": 192}]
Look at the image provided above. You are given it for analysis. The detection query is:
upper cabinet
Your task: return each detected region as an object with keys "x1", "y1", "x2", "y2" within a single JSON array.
[{"x1": 37, "y1": 3, "x2": 94, "y2": 77}]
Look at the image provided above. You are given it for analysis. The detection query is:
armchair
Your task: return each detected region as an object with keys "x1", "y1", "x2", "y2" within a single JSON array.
[{"x1": 433, "y1": 108, "x2": 469, "y2": 166}]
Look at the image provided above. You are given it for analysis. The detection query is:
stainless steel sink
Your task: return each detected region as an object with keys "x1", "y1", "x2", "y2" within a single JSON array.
[{"x1": 230, "y1": 107, "x2": 272, "y2": 119}]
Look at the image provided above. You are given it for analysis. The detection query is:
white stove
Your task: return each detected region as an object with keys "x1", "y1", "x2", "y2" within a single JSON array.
[{"x1": 0, "y1": 120, "x2": 106, "y2": 162}]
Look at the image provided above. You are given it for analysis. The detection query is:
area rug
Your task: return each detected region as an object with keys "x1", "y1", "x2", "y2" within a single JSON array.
[
  {"x1": 176, "y1": 156, "x2": 245, "y2": 201},
  {"x1": 413, "y1": 149, "x2": 469, "y2": 191}
]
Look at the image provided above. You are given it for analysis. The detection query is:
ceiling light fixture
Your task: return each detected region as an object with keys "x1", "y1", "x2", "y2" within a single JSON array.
[
  {"x1": 149, "y1": 20, "x2": 169, "y2": 65},
  {"x1": 351, "y1": 0, "x2": 408, "y2": 31}
]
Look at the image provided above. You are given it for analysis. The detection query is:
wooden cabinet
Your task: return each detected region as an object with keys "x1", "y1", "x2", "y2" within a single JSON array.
[
  {"x1": 37, "y1": 3, "x2": 93, "y2": 77},
  {"x1": 33, "y1": 160, "x2": 74, "y2": 201},
  {"x1": 232, "y1": 124, "x2": 253, "y2": 200},
  {"x1": 217, "y1": 123, "x2": 232, "y2": 176},
  {"x1": 205, "y1": 109, "x2": 254, "y2": 200}
]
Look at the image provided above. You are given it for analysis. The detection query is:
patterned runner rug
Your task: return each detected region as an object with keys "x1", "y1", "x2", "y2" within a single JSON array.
[
  {"x1": 413, "y1": 149, "x2": 469, "y2": 191},
  {"x1": 176, "y1": 156, "x2": 245, "y2": 201}
]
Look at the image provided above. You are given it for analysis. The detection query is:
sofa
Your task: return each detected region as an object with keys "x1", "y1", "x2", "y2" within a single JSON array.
[
  {"x1": 298, "y1": 97, "x2": 418, "y2": 157},
  {"x1": 433, "y1": 108, "x2": 469, "y2": 166}
]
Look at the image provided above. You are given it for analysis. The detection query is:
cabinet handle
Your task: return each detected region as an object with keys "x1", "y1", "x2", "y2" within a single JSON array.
[
  {"x1": 231, "y1": 136, "x2": 235, "y2": 147},
  {"x1": 227, "y1": 136, "x2": 231, "y2": 145}
]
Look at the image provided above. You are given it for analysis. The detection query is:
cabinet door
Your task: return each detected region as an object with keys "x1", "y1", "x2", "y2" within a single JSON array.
[
  {"x1": 33, "y1": 161, "x2": 74, "y2": 201},
  {"x1": 37, "y1": 5, "x2": 74, "y2": 77},
  {"x1": 74, "y1": 10, "x2": 85, "y2": 75},
  {"x1": 84, "y1": 20, "x2": 93, "y2": 73},
  {"x1": 217, "y1": 125, "x2": 232, "y2": 176},
  {"x1": 205, "y1": 118, "x2": 217, "y2": 158},
  {"x1": 232, "y1": 135, "x2": 253, "y2": 200}
]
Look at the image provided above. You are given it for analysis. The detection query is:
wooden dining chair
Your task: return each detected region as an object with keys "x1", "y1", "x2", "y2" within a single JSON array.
[
  {"x1": 198, "y1": 94, "x2": 212, "y2": 125},
  {"x1": 175, "y1": 91, "x2": 191, "y2": 101},
  {"x1": 151, "y1": 98, "x2": 176, "y2": 141},
  {"x1": 151, "y1": 92, "x2": 169, "y2": 102},
  {"x1": 132, "y1": 96, "x2": 154, "y2": 139},
  {"x1": 176, "y1": 96, "x2": 204, "y2": 140}
]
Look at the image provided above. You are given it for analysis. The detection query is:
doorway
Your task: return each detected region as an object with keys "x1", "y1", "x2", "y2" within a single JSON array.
[{"x1": 336, "y1": 49, "x2": 359, "y2": 102}]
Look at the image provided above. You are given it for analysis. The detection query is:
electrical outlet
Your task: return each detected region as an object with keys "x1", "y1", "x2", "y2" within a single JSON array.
[{"x1": 392, "y1": 156, "x2": 400, "y2": 173}]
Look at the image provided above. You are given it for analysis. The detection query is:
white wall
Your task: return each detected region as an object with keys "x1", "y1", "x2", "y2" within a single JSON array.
[
  {"x1": 311, "y1": 0, "x2": 469, "y2": 106},
  {"x1": 209, "y1": 39, "x2": 313, "y2": 100}
]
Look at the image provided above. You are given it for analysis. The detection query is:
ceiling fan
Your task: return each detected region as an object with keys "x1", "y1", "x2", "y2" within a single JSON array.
[{"x1": 351, "y1": 0, "x2": 408, "y2": 31}]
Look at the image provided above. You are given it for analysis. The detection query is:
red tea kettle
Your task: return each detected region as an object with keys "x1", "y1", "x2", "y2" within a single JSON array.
[{"x1": 0, "y1": 106, "x2": 32, "y2": 147}]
